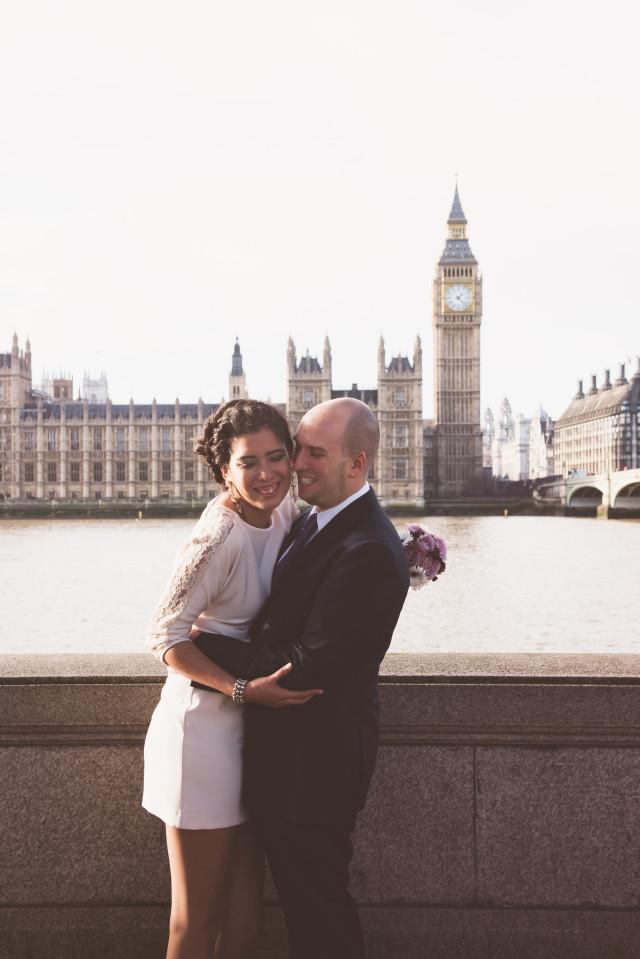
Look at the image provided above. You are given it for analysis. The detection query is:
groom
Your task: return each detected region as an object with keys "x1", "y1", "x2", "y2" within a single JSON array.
[{"x1": 214, "y1": 397, "x2": 409, "y2": 958}]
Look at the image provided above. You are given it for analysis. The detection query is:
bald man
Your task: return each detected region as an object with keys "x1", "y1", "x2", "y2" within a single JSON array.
[{"x1": 211, "y1": 398, "x2": 409, "y2": 958}]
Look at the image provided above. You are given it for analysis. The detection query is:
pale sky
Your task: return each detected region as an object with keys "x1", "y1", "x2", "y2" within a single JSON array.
[{"x1": 2, "y1": 0, "x2": 638, "y2": 422}]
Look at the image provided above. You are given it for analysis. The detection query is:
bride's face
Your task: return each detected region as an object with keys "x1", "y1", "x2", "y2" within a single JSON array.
[{"x1": 221, "y1": 427, "x2": 291, "y2": 517}]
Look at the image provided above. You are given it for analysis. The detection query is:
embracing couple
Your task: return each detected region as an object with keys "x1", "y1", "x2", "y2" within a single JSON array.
[{"x1": 143, "y1": 396, "x2": 410, "y2": 959}]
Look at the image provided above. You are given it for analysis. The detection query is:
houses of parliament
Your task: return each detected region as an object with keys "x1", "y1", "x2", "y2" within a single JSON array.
[{"x1": 0, "y1": 188, "x2": 485, "y2": 504}]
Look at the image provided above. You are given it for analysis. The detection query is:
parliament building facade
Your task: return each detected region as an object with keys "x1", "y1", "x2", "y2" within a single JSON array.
[{"x1": 1, "y1": 187, "x2": 485, "y2": 505}]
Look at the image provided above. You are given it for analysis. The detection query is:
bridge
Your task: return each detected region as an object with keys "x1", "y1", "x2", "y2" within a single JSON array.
[{"x1": 566, "y1": 467, "x2": 640, "y2": 509}]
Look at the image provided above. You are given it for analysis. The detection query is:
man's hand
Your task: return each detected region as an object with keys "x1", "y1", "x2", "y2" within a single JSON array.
[{"x1": 244, "y1": 663, "x2": 323, "y2": 709}]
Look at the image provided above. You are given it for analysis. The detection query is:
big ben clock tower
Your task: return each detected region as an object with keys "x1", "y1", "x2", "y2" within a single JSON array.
[{"x1": 433, "y1": 185, "x2": 483, "y2": 496}]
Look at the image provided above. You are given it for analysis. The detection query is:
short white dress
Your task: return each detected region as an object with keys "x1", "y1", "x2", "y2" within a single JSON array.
[{"x1": 142, "y1": 496, "x2": 298, "y2": 830}]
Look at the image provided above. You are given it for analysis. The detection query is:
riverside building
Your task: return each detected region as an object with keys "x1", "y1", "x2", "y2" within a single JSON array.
[
  {"x1": 0, "y1": 333, "x2": 224, "y2": 502},
  {"x1": 554, "y1": 362, "x2": 640, "y2": 475},
  {"x1": 1, "y1": 332, "x2": 426, "y2": 505}
]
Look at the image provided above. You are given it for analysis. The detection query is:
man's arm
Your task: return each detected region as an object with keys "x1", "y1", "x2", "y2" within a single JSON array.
[{"x1": 193, "y1": 631, "x2": 257, "y2": 678}]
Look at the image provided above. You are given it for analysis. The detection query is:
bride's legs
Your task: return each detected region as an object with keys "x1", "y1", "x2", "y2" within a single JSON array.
[
  {"x1": 214, "y1": 818, "x2": 265, "y2": 959},
  {"x1": 165, "y1": 824, "x2": 237, "y2": 959}
]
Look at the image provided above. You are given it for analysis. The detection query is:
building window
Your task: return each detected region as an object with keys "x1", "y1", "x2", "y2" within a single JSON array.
[
  {"x1": 138, "y1": 429, "x2": 149, "y2": 452},
  {"x1": 161, "y1": 461, "x2": 172, "y2": 482},
  {"x1": 93, "y1": 462, "x2": 103, "y2": 482},
  {"x1": 24, "y1": 462, "x2": 34, "y2": 482},
  {"x1": 70, "y1": 463, "x2": 80, "y2": 483},
  {"x1": 395, "y1": 390, "x2": 406, "y2": 408},
  {"x1": 184, "y1": 429, "x2": 194, "y2": 451},
  {"x1": 393, "y1": 425, "x2": 409, "y2": 447},
  {"x1": 161, "y1": 428, "x2": 171, "y2": 451},
  {"x1": 23, "y1": 431, "x2": 34, "y2": 451},
  {"x1": 116, "y1": 428, "x2": 126, "y2": 451},
  {"x1": 186, "y1": 489, "x2": 195, "y2": 500},
  {"x1": 184, "y1": 463, "x2": 194, "y2": 481},
  {"x1": 117, "y1": 490, "x2": 126, "y2": 499},
  {"x1": 116, "y1": 461, "x2": 126, "y2": 482},
  {"x1": 93, "y1": 429, "x2": 103, "y2": 451},
  {"x1": 47, "y1": 430, "x2": 57, "y2": 452},
  {"x1": 392, "y1": 458, "x2": 409, "y2": 480},
  {"x1": 70, "y1": 430, "x2": 80, "y2": 451},
  {"x1": 303, "y1": 390, "x2": 314, "y2": 408},
  {"x1": 139, "y1": 462, "x2": 149, "y2": 482},
  {"x1": 47, "y1": 462, "x2": 57, "y2": 482}
]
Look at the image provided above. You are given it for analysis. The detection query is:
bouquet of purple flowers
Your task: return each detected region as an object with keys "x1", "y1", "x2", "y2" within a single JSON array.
[{"x1": 399, "y1": 523, "x2": 447, "y2": 590}]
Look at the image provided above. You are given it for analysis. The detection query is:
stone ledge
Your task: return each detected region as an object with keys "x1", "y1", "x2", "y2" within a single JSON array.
[
  {"x1": 3, "y1": 652, "x2": 640, "y2": 684},
  {"x1": 2, "y1": 653, "x2": 640, "y2": 958}
]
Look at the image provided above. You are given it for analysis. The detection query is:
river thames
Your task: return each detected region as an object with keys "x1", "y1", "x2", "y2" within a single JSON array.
[{"x1": 1, "y1": 513, "x2": 638, "y2": 655}]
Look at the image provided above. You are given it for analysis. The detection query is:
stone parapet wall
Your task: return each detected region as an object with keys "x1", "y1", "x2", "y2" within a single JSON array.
[{"x1": 2, "y1": 653, "x2": 640, "y2": 958}]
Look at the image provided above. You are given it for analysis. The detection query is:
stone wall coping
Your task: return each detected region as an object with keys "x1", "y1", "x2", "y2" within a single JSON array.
[{"x1": 2, "y1": 652, "x2": 640, "y2": 684}]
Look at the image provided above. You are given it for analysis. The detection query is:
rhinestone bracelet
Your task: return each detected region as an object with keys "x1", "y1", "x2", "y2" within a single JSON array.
[{"x1": 232, "y1": 678, "x2": 248, "y2": 704}]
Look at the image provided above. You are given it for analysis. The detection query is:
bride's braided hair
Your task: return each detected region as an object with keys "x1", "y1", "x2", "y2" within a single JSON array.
[{"x1": 194, "y1": 399, "x2": 294, "y2": 488}]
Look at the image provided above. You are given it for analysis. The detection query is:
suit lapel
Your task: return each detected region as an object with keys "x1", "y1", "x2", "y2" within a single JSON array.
[
  {"x1": 275, "y1": 508, "x2": 311, "y2": 562},
  {"x1": 270, "y1": 489, "x2": 376, "y2": 593}
]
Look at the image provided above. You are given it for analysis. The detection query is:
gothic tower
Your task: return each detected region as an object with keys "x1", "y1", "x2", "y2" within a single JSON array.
[
  {"x1": 433, "y1": 185, "x2": 483, "y2": 495},
  {"x1": 228, "y1": 339, "x2": 248, "y2": 400},
  {"x1": 376, "y1": 335, "x2": 424, "y2": 505},
  {"x1": 0, "y1": 335, "x2": 32, "y2": 496},
  {"x1": 286, "y1": 336, "x2": 332, "y2": 433}
]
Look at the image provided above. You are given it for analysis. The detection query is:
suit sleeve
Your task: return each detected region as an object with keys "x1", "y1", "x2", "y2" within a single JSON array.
[{"x1": 243, "y1": 540, "x2": 406, "y2": 689}]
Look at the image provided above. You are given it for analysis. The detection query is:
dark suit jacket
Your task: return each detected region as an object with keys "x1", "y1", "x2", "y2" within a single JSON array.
[{"x1": 210, "y1": 488, "x2": 409, "y2": 822}]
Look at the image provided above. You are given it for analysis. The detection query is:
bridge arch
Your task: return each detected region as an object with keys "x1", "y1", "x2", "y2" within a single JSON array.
[
  {"x1": 567, "y1": 484, "x2": 604, "y2": 508},
  {"x1": 612, "y1": 480, "x2": 640, "y2": 508}
]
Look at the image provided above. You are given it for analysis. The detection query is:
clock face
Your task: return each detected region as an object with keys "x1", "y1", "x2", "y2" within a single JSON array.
[{"x1": 445, "y1": 284, "x2": 472, "y2": 312}]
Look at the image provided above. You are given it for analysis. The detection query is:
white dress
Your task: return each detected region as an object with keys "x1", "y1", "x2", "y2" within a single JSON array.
[{"x1": 142, "y1": 496, "x2": 298, "y2": 829}]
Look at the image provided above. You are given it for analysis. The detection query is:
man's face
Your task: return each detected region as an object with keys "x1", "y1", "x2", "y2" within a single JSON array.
[{"x1": 293, "y1": 406, "x2": 352, "y2": 511}]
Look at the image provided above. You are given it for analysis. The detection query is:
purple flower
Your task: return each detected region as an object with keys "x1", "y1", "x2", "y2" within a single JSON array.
[
  {"x1": 421, "y1": 556, "x2": 443, "y2": 579},
  {"x1": 406, "y1": 523, "x2": 424, "y2": 536},
  {"x1": 404, "y1": 543, "x2": 420, "y2": 568},
  {"x1": 415, "y1": 533, "x2": 437, "y2": 554},
  {"x1": 398, "y1": 523, "x2": 447, "y2": 588},
  {"x1": 433, "y1": 536, "x2": 447, "y2": 562}
]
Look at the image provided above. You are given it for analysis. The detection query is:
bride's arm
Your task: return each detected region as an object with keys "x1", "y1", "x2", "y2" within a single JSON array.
[{"x1": 163, "y1": 640, "x2": 237, "y2": 696}]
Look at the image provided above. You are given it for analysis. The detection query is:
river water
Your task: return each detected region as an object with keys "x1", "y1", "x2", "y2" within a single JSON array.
[{"x1": 1, "y1": 514, "x2": 638, "y2": 656}]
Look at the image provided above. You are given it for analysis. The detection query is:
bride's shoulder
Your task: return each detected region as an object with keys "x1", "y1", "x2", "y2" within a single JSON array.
[
  {"x1": 192, "y1": 496, "x2": 238, "y2": 540},
  {"x1": 277, "y1": 495, "x2": 300, "y2": 525}
]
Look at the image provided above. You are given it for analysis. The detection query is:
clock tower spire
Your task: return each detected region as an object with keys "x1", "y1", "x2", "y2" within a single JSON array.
[{"x1": 432, "y1": 185, "x2": 483, "y2": 496}]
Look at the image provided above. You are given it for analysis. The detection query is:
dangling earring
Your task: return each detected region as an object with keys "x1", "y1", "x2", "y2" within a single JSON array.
[
  {"x1": 228, "y1": 480, "x2": 244, "y2": 519},
  {"x1": 290, "y1": 466, "x2": 298, "y2": 500}
]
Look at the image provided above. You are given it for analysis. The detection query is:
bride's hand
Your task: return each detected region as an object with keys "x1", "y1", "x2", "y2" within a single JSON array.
[{"x1": 243, "y1": 663, "x2": 323, "y2": 709}]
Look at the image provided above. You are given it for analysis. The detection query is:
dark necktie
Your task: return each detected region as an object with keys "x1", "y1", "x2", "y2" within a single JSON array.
[{"x1": 272, "y1": 511, "x2": 318, "y2": 586}]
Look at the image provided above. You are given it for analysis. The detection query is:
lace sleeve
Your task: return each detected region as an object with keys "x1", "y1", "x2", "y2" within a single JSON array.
[{"x1": 146, "y1": 507, "x2": 235, "y2": 661}]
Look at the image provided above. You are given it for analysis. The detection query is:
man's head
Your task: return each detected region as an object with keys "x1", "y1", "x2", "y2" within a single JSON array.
[{"x1": 293, "y1": 398, "x2": 379, "y2": 510}]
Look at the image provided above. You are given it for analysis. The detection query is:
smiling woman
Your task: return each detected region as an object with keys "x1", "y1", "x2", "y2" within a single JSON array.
[
  {"x1": 194, "y1": 397, "x2": 295, "y2": 527},
  {"x1": 141, "y1": 398, "x2": 320, "y2": 959},
  {"x1": 220, "y1": 430, "x2": 293, "y2": 526}
]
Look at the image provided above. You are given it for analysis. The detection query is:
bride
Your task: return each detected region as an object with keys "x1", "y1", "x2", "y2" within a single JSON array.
[{"x1": 143, "y1": 398, "x2": 321, "y2": 959}]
